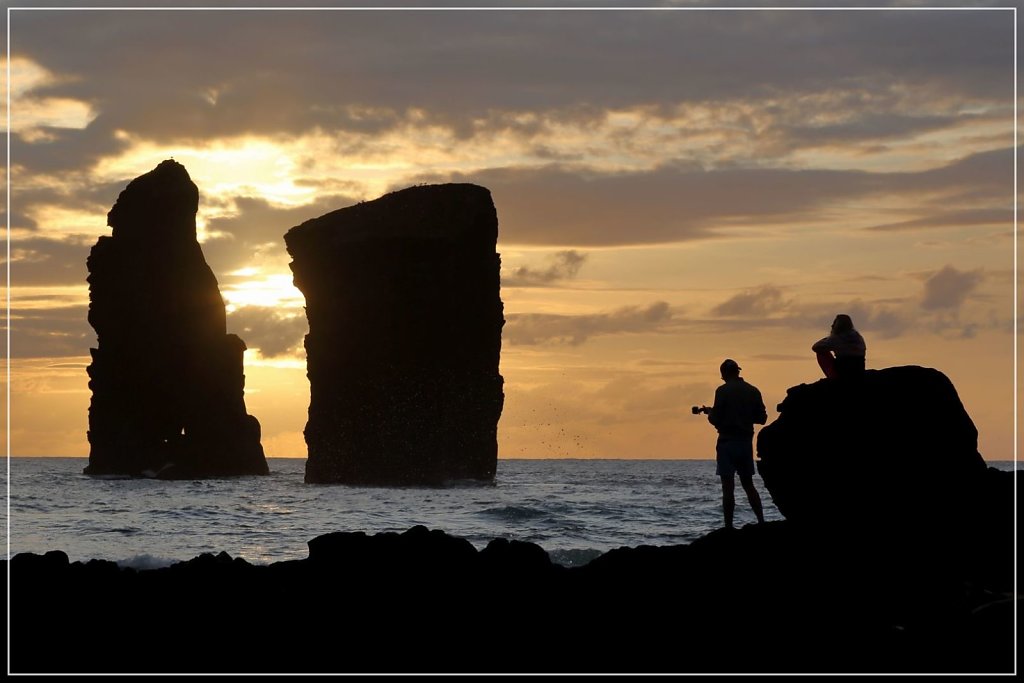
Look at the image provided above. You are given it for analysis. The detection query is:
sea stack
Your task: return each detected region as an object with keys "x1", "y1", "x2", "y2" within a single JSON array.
[
  {"x1": 285, "y1": 184, "x2": 505, "y2": 485},
  {"x1": 84, "y1": 160, "x2": 268, "y2": 478}
]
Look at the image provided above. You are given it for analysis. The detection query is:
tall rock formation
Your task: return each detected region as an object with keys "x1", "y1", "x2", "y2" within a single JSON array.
[
  {"x1": 84, "y1": 160, "x2": 268, "y2": 478},
  {"x1": 285, "y1": 184, "x2": 504, "y2": 485}
]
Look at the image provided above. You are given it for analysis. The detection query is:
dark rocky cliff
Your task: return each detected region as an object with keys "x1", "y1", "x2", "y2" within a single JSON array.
[
  {"x1": 285, "y1": 184, "x2": 504, "y2": 485},
  {"x1": 84, "y1": 160, "x2": 268, "y2": 478}
]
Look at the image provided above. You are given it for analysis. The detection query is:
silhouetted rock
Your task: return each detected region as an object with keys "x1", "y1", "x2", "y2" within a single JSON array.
[
  {"x1": 285, "y1": 184, "x2": 504, "y2": 485},
  {"x1": 758, "y1": 366, "x2": 987, "y2": 525},
  {"x1": 84, "y1": 160, "x2": 268, "y2": 479},
  {"x1": 6, "y1": 521, "x2": 1015, "y2": 673},
  {"x1": 757, "y1": 366, "x2": 1013, "y2": 592}
]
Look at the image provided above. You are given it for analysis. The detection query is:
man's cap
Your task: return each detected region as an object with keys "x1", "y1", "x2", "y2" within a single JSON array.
[{"x1": 720, "y1": 359, "x2": 741, "y2": 373}]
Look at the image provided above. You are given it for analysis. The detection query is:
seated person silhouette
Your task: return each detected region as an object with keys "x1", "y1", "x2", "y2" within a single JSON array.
[{"x1": 811, "y1": 314, "x2": 866, "y2": 379}]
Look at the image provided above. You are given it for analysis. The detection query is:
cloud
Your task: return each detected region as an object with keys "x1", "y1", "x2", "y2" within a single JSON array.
[
  {"x1": 7, "y1": 236, "x2": 92, "y2": 286},
  {"x1": 15, "y1": 144, "x2": 1007, "y2": 265},
  {"x1": 11, "y1": 120, "x2": 132, "y2": 175},
  {"x1": 502, "y1": 250, "x2": 587, "y2": 287},
  {"x1": 13, "y1": 95, "x2": 95, "y2": 134},
  {"x1": 7, "y1": 11, "x2": 1012, "y2": 280},
  {"x1": 202, "y1": 193, "x2": 360, "y2": 274},
  {"x1": 771, "y1": 299, "x2": 912, "y2": 341},
  {"x1": 864, "y1": 208, "x2": 1012, "y2": 232},
  {"x1": 226, "y1": 305, "x2": 307, "y2": 358},
  {"x1": 838, "y1": 301, "x2": 914, "y2": 341},
  {"x1": 5, "y1": 304, "x2": 95, "y2": 358},
  {"x1": 701, "y1": 282, "x2": 1009, "y2": 343},
  {"x1": 698, "y1": 290, "x2": 914, "y2": 341},
  {"x1": 6, "y1": 179, "x2": 126, "y2": 234},
  {"x1": 504, "y1": 300, "x2": 675, "y2": 346},
  {"x1": 921, "y1": 264, "x2": 984, "y2": 311},
  {"x1": 13, "y1": 11, "x2": 1011, "y2": 133},
  {"x1": 711, "y1": 285, "x2": 788, "y2": 317},
  {"x1": 6, "y1": 10, "x2": 1013, "y2": 360},
  {"x1": 771, "y1": 111, "x2": 984, "y2": 149},
  {"x1": 5, "y1": 190, "x2": 358, "y2": 289},
  {"x1": 5, "y1": 300, "x2": 310, "y2": 361},
  {"x1": 216, "y1": 195, "x2": 359, "y2": 241},
  {"x1": 894, "y1": 147, "x2": 1010, "y2": 201},
  {"x1": 7, "y1": 10, "x2": 1011, "y2": 179},
  {"x1": 692, "y1": 262, "x2": 1005, "y2": 344},
  {"x1": 412, "y1": 148, "x2": 1010, "y2": 246}
]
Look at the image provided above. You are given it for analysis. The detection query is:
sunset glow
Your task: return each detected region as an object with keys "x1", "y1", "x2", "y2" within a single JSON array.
[
  {"x1": 3, "y1": 7, "x2": 1016, "y2": 464},
  {"x1": 222, "y1": 273, "x2": 305, "y2": 312}
]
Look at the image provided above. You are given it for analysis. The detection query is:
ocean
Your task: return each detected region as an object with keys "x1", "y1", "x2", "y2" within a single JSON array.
[{"x1": 5, "y1": 457, "x2": 1019, "y2": 569}]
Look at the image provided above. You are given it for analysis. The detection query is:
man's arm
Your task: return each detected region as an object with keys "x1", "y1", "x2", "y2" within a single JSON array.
[
  {"x1": 707, "y1": 387, "x2": 722, "y2": 427},
  {"x1": 752, "y1": 389, "x2": 767, "y2": 425},
  {"x1": 811, "y1": 335, "x2": 833, "y2": 353}
]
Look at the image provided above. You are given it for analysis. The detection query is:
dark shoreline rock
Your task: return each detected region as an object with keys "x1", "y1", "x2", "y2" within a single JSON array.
[
  {"x1": 758, "y1": 366, "x2": 987, "y2": 528},
  {"x1": 6, "y1": 510, "x2": 1016, "y2": 674},
  {"x1": 84, "y1": 160, "x2": 268, "y2": 479},
  {"x1": 285, "y1": 184, "x2": 505, "y2": 486},
  {"x1": 756, "y1": 366, "x2": 1014, "y2": 600}
]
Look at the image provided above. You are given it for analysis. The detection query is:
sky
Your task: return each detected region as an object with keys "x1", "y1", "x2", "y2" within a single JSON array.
[{"x1": 1, "y1": 1, "x2": 1018, "y2": 463}]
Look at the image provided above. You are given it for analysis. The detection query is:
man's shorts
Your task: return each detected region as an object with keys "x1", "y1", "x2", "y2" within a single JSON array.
[{"x1": 716, "y1": 437, "x2": 754, "y2": 478}]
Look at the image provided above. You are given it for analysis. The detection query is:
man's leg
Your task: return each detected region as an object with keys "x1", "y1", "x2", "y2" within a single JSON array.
[
  {"x1": 739, "y1": 473, "x2": 765, "y2": 524},
  {"x1": 720, "y1": 474, "x2": 736, "y2": 528},
  {"x1": 816, "y1": 351, "x2": 836, "y2": 378}
]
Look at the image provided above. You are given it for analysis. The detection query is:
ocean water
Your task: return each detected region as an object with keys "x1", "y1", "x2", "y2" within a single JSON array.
[{"x1": 4, "y1": 457, "x2": 1019, "y2": 569}]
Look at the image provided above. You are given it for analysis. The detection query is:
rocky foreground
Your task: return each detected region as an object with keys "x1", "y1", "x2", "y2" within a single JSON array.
[{"x1": 5, "y1": 512, "x2": 1016, "y2": 674}]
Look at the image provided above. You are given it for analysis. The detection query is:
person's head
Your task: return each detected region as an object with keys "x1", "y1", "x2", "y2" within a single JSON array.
[
  {"x1": 720, "y1": 358, "x2": 741, "y2": 380},
  {"x1": 831, "y1": 314, "x2": 854, "y2": 334}
]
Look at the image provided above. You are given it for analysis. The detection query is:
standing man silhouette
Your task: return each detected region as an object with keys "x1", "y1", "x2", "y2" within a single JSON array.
[{"x1": 706, "y1": 359, "x2": 767, "y2": 528}]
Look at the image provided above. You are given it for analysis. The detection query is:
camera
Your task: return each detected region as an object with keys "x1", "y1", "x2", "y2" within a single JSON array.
[{"x1": 691, "y1": 405, "x2": 710, "y2": 415}]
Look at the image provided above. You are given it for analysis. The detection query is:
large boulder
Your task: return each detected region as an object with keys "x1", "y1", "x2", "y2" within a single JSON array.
[
  {"x1": 756, "y1": 366, "x2": 1013, "y2": 590},
  {"x1": 757, "y1": 366, "x2": 989, "y2": 527},
  {"x1": 84, "y1": 160, "x2": 268, "y2": 478},
  {"x1": 285, "y1": 184, "x2": 505, "y2": 485}
]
